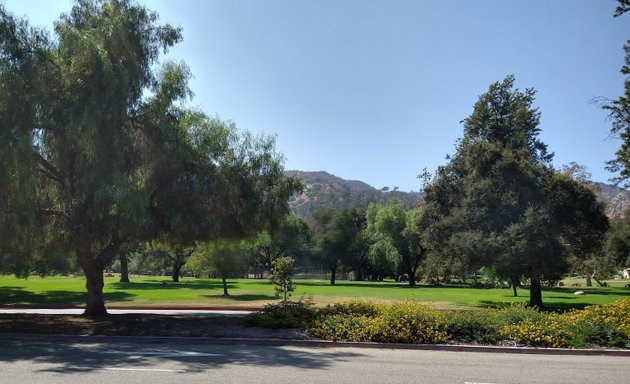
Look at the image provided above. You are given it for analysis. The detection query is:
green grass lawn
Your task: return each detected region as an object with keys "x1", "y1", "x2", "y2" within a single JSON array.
[{"x1": 0, "y1": 274, "x2": 629, "y2": 310}]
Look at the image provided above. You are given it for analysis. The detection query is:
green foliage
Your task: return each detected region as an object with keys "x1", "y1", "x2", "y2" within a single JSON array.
[
  {"x1": 0, "y1": 0, "x2": 299, "y2": 314},
  {"x1": 422, "y1": 76, "x2": 608, "y2": 307},
  {"x1": 308, "y1": 300, "x2": 630, "y2": 348},
  {"x1": 313, "y1": 208, "x2": 365, "y2": 285},
  {"x1": 364, "y1": 200, "x2": 428, "y2": 285},
  {"x1": 603, "y1": 215, "x2": 630, "y2": 270},
  {"x1": 188, "y1": 239, "x2": 250, "y2": 295},
  {"x1": 309, "y1": 314, "x2": 384, "y2": 342},
  {"x1": 317, "y1": 299, "x2": 381, "y2": 317},
  {"x1": 0, "y1": 274, "x2": 629, "y2": 311},
  {"x1": 309, "y1": 301, "x2": 449, "y2": 344},
  {"x1": 270, "y1": 256, "x2": 295, "y2": 302},
  {"x1": 144, "y1": 245, "x2": 194, "y2": 282},
  {"x1": 602, "y1": 2, "x2": 630, "y2": 184},
  {"x1": 445, "y1": 311, "x2": 501, "y2": 344},
  {"x1": 243, "y1": 299, "x2": 316, "y2": 329},
  {"x1": 492, "y1": 303, "x2": 547, "y2": 326},
  {"x1": 251, "y1": 214, "x2": 310, "y2": 275}
]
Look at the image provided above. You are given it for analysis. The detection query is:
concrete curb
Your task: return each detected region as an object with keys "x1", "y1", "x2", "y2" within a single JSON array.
[{"x1": 1, "y1": 333, "x2": 629, "y2": 357}]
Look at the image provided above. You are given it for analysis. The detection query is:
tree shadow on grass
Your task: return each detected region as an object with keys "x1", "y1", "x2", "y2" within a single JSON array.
[
  {"x1": 543, "y1": 287, "x2": 630, "y2": 297},
  {"x1": 295, "y1": 281, "x2": 476, "y2": 289},
  {"x1": 202, "y1": 294, "x2": 276, "y2": 302},
  {"x1": 0, "y1": 337, "x2": 366, "y2": 374},
  {"x1": 478, "y1": 299, "x2": 593, "y2": 312},
  {"x1": 0, "y1": 286, "x2": 134, "y2": 307},
  {"x1": 108, "y1": 280, "x2": 223, "y2": 291}
]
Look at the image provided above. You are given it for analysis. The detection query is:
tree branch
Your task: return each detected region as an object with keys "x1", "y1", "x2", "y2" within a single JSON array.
[
  {"x1": 9, "y1": 132, "x2": 65, "y2": 183},
  {"x1": 97, "y1": 236, "x2": 124, "y2": 265}
]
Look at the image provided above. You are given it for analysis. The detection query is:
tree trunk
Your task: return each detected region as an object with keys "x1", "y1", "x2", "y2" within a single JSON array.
[
  {"x1": 592, "y1": 275, "x2": 606, "y2": 287},
  {"x1": 172, "y1": 263, "x2": 181, "y2": 283},
  {"x1": 511, "y1": 277, "x2": 519, "y2": 297},
  {"x1": 119, "y1": 255, "x2": 130, "y2": 283},
  {"x1": 529, "y1": 272, "x2": 543, "y2": 308},
  {"x1": 330, "y1": 265, "x2": 337, "y2": 285},
  {"x1": 222, "y1": 277, "x2": 229, "y2": 296},
  {"x1": 355, "y1": 266, "x2": 363, "y2": 281},
  {"x1": 408, "y1": 266, "x2": 416, "y2": 287},
  {"x1": 76, "y1": 246, "x2": 107, "y2": 316},
  {"x1": 585, "y1": 272, "x2": 592, "y2": 287}
]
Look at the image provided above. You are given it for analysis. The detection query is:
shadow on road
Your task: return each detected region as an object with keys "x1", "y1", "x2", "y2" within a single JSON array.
[{"x1": 0, "y1": 338, "x2": 365, "y2": 373}]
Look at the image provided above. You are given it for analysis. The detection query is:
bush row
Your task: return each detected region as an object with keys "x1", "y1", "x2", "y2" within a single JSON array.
[{"x1": 244, "y1": 299, "x2": 630, "y2": 349}]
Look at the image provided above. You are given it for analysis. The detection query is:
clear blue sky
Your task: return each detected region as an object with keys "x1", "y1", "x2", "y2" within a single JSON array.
[{"x1": 4, "y1": 0, "x2": 629, "y2": 191}]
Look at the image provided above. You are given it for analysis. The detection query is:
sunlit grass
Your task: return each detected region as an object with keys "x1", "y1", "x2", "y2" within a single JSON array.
[{"x1": 0, "y1": 274, "x2": 628, "y2": 310}]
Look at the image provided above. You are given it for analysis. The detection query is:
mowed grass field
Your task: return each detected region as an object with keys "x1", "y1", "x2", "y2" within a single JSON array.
[{"x1": 0, "y1": 275, "x2": 629, "y2": 310}]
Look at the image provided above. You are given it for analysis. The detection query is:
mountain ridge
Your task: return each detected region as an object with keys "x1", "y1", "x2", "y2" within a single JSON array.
[{"x1": 286, "y1": 171, "x2": 630, "y2": 221}]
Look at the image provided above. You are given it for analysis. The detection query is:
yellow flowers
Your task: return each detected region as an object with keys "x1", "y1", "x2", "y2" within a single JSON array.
[
  {"x1": 309, "y1": 301, "x2": 448, "y2": 344},
  {"x1": 307, "y1": 299, "x2": 630, "y2": 348},
  {"x1": 499, "y1": 300, "x2": 630, "y2": 348},
  {"x1": 500, "y1": 314, "x2": 571, "y2": 348}
]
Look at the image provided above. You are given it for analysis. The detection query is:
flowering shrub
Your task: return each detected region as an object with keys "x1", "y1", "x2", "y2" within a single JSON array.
[
  {"x1": 500, "y1": 314, "x2": 571, "y2": 348},
  {"x1": 445, "y1": 311, "x2": 501, "y2": 344},
  {"x1": 316, "y1": 299, "x2": 381, "y2": 318},
  {"x1": 247, "y1": 298, "x2": 630, "y2": 349},
  {"x1": 309, "y1": 315, "x2": 383, "y2": 342},
  {"x1": 310, "y1": 302, "x2": 448, "y2": 344},
  {"x1": 243, "y1": 299, "x2": 316, "y2": 329},
  {"x1": 377, "y1": 302, "x2": 448, "y2": 344},
  {"x1": 500, "y1": 300, "x2": 630, "y2": 348}
]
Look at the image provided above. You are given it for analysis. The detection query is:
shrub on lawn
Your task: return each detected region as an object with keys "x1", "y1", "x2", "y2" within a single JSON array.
[
  {"x1": 377, "y1": 302, "x2": 448, "y2": 344},
  {"x1": 491, "y1": 303, "x2": 547, "y2": 326},
  {"x1": 445, "y1": 311, "x2": 501, "y2": 344},
  {"x1": 309, "y1": 301, "x2": 448, "y2": 344},
  {"x1": 316, "y1": 299, "x2": 381, "y2": 318},
  {"x1": 309, "y1": 314, "x2": 383, "y2": 342},
  {"x1": 500, "y1": 313, "x2": 572, "y2": 348},
  {"x1": 499, "y1": 300, "x2": 630, "y2": 348},
  {"x1": 248, "y1": 298, "x2": 630, "y2": 349},
  {"x1": 243, "y1": 299, "x2": 316, "y2": 329}
]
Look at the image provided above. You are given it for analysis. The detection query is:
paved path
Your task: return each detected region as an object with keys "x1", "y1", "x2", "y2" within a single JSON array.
[
  {"x1": 0, "y1": 308, "x2": 253, "y2": 316},
  {"x1": 1, "y1": 337, "x2": 628, "y2": 384}
]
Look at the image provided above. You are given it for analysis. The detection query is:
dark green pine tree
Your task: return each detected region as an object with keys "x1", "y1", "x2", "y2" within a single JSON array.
[{"x1": 423, "y1": 76, "x2": 608, "y2": 307}]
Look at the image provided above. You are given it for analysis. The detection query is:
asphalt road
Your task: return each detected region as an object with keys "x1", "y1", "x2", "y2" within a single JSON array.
[{"x1": 1, "y1": 337, "x2": 628, "y2": 384}]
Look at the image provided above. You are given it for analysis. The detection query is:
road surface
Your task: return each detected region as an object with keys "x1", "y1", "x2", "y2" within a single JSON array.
[{"x1": 0, "y1": 337, "x2": 627, "y2": 384}]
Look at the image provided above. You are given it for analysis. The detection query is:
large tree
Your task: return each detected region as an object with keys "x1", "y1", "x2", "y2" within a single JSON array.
[
  {"x1": 603, "y1": 1, "x2": 630, "y2": 184},
  {"x1": 423, "y1": 76, "x2": 608, "y2": 307},
  {"x1": 144, "y1": 244, "x2": 194, "y2": 283},
  {"x1": 364, "y1": 200, "x2": 425, "y2": 286},
  {"x1": 313, "y1": 208, "x2": 364, "y2": 285},
  {"x1": 0, "y1": 0, "x2": 299, "y2": 315},
  {"x1": 250, "y1": 214, "x2": 310, "y2": 277},
  {"x1": 188, "y1": 240, "x2": 250, "y2": 296}
]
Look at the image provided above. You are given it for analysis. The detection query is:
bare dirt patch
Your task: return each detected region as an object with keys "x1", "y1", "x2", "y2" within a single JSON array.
[{"x1": 0, "y1": 314, "x2": 307, "y2": 339}]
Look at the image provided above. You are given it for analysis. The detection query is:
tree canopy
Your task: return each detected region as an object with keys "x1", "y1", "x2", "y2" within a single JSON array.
[
  {"x1": 251, "y1": 214, "x2": 310, "y2": 277},
  {"x1": 188, "y1": 239, "x2": 250, "y2": 296},
  {"x1": 423, "y1": 76, "x2": 608, "y2": 307},
  {"x1": 364, "y1": 200, "x2": 425, "y2": 286},
  {"x1": 313, "y1": 208, "x2": 364, "y2": 285},
  {"x1": 603, "y1": 1, "x2": 630, "y2": 184},
  {"x1": 0, "y1": 0, "x2": 299, "y2": 315}
]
